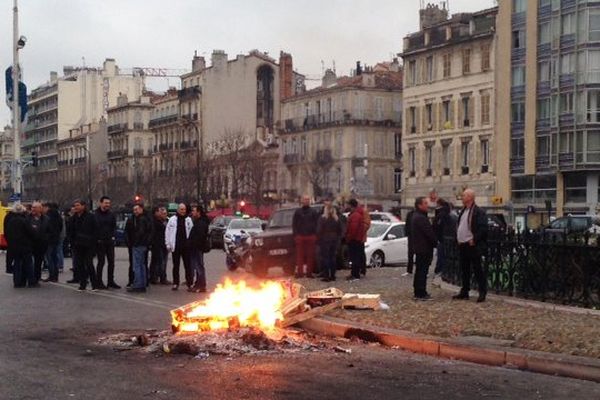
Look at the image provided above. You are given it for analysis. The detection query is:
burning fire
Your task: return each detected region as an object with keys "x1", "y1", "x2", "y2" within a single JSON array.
[{"x1": 171, "y1": 279, "x2": 287, "y2": 333}]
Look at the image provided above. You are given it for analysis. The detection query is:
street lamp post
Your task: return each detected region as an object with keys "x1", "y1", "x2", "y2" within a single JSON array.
[{"x1": 11, "y1": 0, "x2": 25, "y2": 200}]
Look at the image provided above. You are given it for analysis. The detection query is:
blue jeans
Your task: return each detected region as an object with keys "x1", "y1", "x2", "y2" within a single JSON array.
[
  {"x1": 321, "y1": 240, "x2": 338, "y2": 279},
  {"x1": 13, "y1": 253, "x2": 35, "y2": 287},
  {"x1": 45, "y1": 243, "x2": 61, "y2": 281},
  {"x1": 132, "y1": 246, "x2": 148, "y2": 289},
  {"x1": 189, "y1": 249, "x2": 206, "y2": 290}
]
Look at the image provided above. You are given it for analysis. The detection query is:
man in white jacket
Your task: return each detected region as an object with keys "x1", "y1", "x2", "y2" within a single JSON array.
[{"x1": 165, "y1": 203, "x2": 193, "y2": 290}]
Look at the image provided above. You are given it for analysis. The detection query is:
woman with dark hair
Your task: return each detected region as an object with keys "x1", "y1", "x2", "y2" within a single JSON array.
[{"x1": 433, "y1": 198, "x2": 457, "y2": 275}]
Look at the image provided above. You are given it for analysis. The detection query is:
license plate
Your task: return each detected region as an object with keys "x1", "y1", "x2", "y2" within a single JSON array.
[{"x1": 269, "y1": 249, "x2": 288, "y2": 256}]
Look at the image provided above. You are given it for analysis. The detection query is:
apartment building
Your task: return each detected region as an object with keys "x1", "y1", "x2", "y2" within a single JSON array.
[
  {"x1": 497, "y1": 0, "x2": 600, "y2": 217},
  {"x1": 0, "y1": 126, "x2": 13, "y2": 198},
  {"x1": 23, "y1": 59, "x2": 144, "y2": 199},
  {"x1": 279, "y1": 63, "x2": 403, "y2": 206},
  {"x1": 401, "y1": 5, "x2": 498, "y2": 207}
]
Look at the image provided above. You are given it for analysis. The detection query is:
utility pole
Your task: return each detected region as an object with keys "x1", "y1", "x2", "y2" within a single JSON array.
[
  {"x1": 86, "y1": 127, "x2": 92, "y2": 209},
  {"x1": 12, "y1": 0, "x2": 22, "y2": 200}
]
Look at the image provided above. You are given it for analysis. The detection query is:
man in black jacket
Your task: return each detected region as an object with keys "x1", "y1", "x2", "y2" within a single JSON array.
[
  {"x1": 95, "y1": 196, "x2": 119, "y2": 289},
  {"x1": 411, "y1": 197, "x2": 438, "y2": 300},
  {"x1": 5, "y1": 204, "x2": 37, "y2": 288},
  {"x1": 29, "y1": 201, "x2": 50, "y2": 284},
  {"x1": 453, "y1": 189, "x2": 488, "y2": 302},
  {"x1": 149, "y1": 206, "x2": 169, "y2": 285},
  {"x1": 70, "y1": 199, "x2": 99, "y2": 291},
  {"x1": 404, "y1": 209, "x2": 415, "y2": 276},
  {"x1": 42, "y1": 203, "x2": 63, "y2": 282},
  {"x1": 127, "y1": 204, "x2": 153, "y2": 293},
  {"x1": 292, "y1": 195, "x2": 320, "y2": 278},
  {"x1": 188, "y1": 205, "x2": 209, "y2": 293},
  {"x1": 4, "y1": 210, "x2": 15, "y2": 274}
]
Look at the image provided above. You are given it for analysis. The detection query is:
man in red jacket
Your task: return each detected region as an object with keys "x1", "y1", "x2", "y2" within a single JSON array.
[{"x1": 345, "y1": 199, "x2": 365, "y2": 281}]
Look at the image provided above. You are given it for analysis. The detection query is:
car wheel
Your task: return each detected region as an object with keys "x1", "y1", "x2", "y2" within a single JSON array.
[{"x1": 370, "y1": 251, "x2": 385, "y2": 268}]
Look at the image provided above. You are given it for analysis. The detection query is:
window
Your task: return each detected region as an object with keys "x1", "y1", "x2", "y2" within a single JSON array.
[
  {"x1": 409, "y1": 107, "x2": 417, "y2": 133},
  {"x1": 408, "y1": 60, "x2": 416, "y2": 85},
  {"x1": 462, "y1": 48, "x2": 471, "y2": 74},
  {"x1": 511, "y1": 138, "x2": 525, "y2": 158},
  {"x1": 560, "y1": 93, "x2": 574, "y2": 114},
  {"x1": 355, "y1": 131, "x2": 367, "y2": 157},
  {"x1": 565, "y1": 173, "x2": 587, "y2": 203},
  {"x1": 560, "y1": 53, "x2": 575, "y2": 75},
  {"x1": 539, "y1": 22, "x2": 551, "y2": 44},
  {"x1": 588, "y1": 90, "x2": 600, "y2": 123},
  {"x1": 442, "y1": 143, "x2": 450, "y2": 175},
  {"x1": 513, "y1": 0, "x2": 526, "y2": 13},
  {"x1": 560, "y1": 131, "x2": 573, "y2": 153},
  {"x1": 394, "y1": 168, "x2": 402, "y2": 192},
  {"x1": 394, "y1": 133, "x2": 401, "y2": 158},
  {"x1": 443, "y1": 100, "x2": 451, "y2": 124},
  {"x1": 538, "y1": 61, "x2": 550, "y2": 82},
  {"x1": 588, "y1": 131, "x2": 600, "y2": 162},
  {"x1": 481, "y1": 139, "x2": 490, "y2": 171},
  {"x1": 461, "y1": 142, "x2": 469, "y2": 174},
  {"x1": 562, "y1": 13, "x2": 576, "y2": 35},
  {"x1": 481, "y1": 94, "x2": 490, "y2": 125},
  {"x1": 590, "y1": 10, "x2": 600, "y2": 42},
  {"x1": 409, "y1": 148, "x2": 416, "y2": 177},
  {"x1": 512, "y1": 102, "x2": 526, "y2": 122},
  {"x1": 426, "y1": 103, "x2": 433, "y2": 130},
  {"x1": 512, "y1": 29, "x2": 525, "y2": 49},
  {"x1": 481, "y1": 45, "x2": 491, "y2": 71},
  {"x1": 334, "y1": 132, "x2": 343, "y2": 157},
  {"x1": 300, "y1": 136, "x2": 307, "y2": 158},
  {"x1": 462, "y1": 97, "x2": 471, "y2": 127},
  {"x1": 425, "y1": 145, "x2": 433, "y2": 175},
  {"x1": 426, "y1": 56, "x2": 434, "y2": 82},
  {"x1": 537, "y1": 98, "x2": 551, "y2": 119},
  {"x1": 375, "y1": 97, "x2": 384, "y2": 120},
  {"x1": 512, "y1": 66, "x2": 525, "y2": 86},
  {"x1": 443, "y1": 53, "x2": 452, "y2": 78},
  {"x1": 537, "y1": 136, "x2": 550, "y2": 157}
]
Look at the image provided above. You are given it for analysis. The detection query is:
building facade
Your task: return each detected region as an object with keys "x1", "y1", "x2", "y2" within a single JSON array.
[
  {"x1": 401, "y1": 5, "x2": 498, "y2": 208},
  {"x1": 497, "y1": 0, "x2": 600, "y2": 218},
  {"x1": 22, "y1": 59, "x2": 144, "y2": 199},
  {"x1": 279, "y1": 64, "x2": 403, "y2": 207},
  {"x1": 0, "y1": 126, "x2": 13, "y2": 199}
]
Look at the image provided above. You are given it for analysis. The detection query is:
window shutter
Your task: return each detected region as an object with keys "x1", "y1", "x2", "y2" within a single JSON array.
[
  {"x1": 450, "y1": 100, "x2": 456, "y2": 129},
  {"x1": 415, "y1": 107, "x2": 421, "y2": 134},
  {"x1": 469, "y1": 97, "x2": 475, "y2": 127},
  {"x1": 458, "y1": 99, "x2": 464, "y2": 128},
  {"x1": 437, "y1": 102, "x2": 443, "y2": 131}
]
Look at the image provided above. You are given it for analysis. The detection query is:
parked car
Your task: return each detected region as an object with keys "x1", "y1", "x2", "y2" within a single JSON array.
[
  {"x1": 115, "y1": 220, "x2": 127, "y2": 247},
  {"x1": 369, "y1": 211, "x2": 401, "y2": 223},
  {"x1": 209, "y1": 216, "x2": 236, "y2": 249},
  {"x1": 223, "y1": 217, "x2": 264, "y2": 250},
  {"x1": 249, "y1": 205, "x2": 323, "y2": 278},
  {"x1": 542, "y1": 215, "x2": 600, "y2": 236},
  {"x1": 365, "y1": 222, "x2": 408, "y2": 268}
]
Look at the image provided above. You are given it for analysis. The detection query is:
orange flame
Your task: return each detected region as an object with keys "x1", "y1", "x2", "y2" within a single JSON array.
[{"x1": 171, "y1": 279, "x2": 287, "y2": 333}]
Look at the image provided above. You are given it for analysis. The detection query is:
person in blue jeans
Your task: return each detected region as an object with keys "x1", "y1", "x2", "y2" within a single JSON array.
[
  {"x1": 188, "y1": 205, "x2": 209, "y2": 293},
  {"x1": 127, "y1": 204, "x2": 153, "y2": 293},
  {"x1": 317, "y1": 203, "x2": 342, "y2": 282}
]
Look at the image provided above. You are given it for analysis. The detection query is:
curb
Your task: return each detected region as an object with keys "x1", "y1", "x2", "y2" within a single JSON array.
[
  {"x1": 438, "y1": 280, "x2": 600, "y2": 317},
  {"x1": 298, "y1": 316, "x2": 600, "y2": 383}
]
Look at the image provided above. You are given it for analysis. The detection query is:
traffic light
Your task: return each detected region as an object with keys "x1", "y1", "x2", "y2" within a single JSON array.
[
  {"x1": 134, "y1": 194, "x2": 143, "y2": 204},
  {"x1": 239, "y1": 200, "x2": 246, "y2": 213},
  {"x1": 31, "y1": 151, "x2": 38, "y2": 167}
]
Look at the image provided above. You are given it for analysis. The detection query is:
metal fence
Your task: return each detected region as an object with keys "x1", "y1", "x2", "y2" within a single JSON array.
[{"x1": 442, "y1": 230, "x2": 600, "y2": 308}]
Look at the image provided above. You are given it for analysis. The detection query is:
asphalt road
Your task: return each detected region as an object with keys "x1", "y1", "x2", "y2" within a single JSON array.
[{"x1": 1, "y1": 248, "x2": 599, "y2": 400}]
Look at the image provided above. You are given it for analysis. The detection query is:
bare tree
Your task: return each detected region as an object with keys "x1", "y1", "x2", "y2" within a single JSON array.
[
  {"x1": 304, "y1": 150, "x2": 334, "y2": 200},
  {"x1": 220, "y1": 129, "x2": 248, "y2": 199}
]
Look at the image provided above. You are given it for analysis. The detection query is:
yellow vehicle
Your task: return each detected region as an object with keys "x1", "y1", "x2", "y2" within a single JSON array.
[{"x1": 0, "y1": 202, "x2": 12, "y2": 250}]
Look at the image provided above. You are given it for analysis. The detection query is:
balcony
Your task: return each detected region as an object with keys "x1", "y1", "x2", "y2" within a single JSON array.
[
  {"x1": 108, "y1": 123, "x2": 128, "y2": 134},
  {"x1": 133, "y1": 149, "x2": 144, "y2": 157},
  {"x1": 108, "y1": 149, "x2": 127, "y2": 159},
  {"x1": 133, "y1": 122, "x2": 145, "y2": 130},
  {"x1": 316, "y1": 149, "x2": 333, "y2": 164},
  {"x1": 283, "y1": 153, "x2": 300, "y2": 165},
  {"x1": 178, "y1": 86, "x2": 201, "y2": 101},
  {"x1": 282, "y1": 109, "x2": 402, "y2": 133},
  {"x1": 149, "y1": 114, "x2": 178, "y2": 128}
]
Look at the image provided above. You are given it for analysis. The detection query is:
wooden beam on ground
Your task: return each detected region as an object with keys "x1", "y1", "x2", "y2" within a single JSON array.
[{"x1": 279, "y1": 296, "x2": 357, "y2": 328}]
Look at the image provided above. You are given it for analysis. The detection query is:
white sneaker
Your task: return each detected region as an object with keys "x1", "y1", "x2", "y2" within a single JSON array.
[{"x1": 401, "y1": 272, "x2": 412, "y2": 277}]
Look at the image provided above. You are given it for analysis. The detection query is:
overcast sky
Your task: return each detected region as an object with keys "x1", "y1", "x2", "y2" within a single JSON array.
[{"x1": 0, "y1": 0, "x2": 495, "y2": 126}]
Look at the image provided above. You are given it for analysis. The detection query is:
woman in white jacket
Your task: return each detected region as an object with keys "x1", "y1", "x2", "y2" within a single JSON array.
[{"x1": 165, "y1": 203, "x2": 193, "y2": 290}]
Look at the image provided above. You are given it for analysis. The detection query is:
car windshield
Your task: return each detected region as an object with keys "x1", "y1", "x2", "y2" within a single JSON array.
[
  {"x1": 268, "y1": 209, "x2": 295, "y2": 229},
  {"x1": 229, "y1": 219, "x2": 262, "y2": 230},
  {"x1": 368, "y1": 223, "x2": 390, "y2": 238}
]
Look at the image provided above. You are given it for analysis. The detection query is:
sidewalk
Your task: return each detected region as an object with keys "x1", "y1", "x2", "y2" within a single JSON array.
[{"x1": 297, "y1": 267, "x2": 600, "y2": 359}]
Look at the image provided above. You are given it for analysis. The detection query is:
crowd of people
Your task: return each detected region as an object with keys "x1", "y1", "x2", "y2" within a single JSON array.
[{"x1": 4, "y1": 197, "x2": 211, "y2": 294}]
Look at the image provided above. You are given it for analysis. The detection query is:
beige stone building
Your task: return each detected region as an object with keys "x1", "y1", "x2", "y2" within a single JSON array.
[
  {"x1": 401, "y1": 5, "x2": 498, "y2": 208},
  {"x1": 279, "y1": 63, "x2": 403, "y2": 207},
  {"x1": 56, "y1": 121, "x2": 108, "y2": 204},
  {"x1": 23, "y1": 59, "x2": 144, "y2": 200},
  {"x1": 0, "y1": 126, "x2": 13, "y2": 199},
  {"x1": 105, "y1": 94, "x2": 154, "y2": 205}
]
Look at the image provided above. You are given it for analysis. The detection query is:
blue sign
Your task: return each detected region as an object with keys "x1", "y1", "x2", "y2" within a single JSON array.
[
  {"x1": 5, "y1": 66, "x2": 28, "y2": 122},
  {"x1": 9, "y1": 193, "x2": 21, "y2": 202}
]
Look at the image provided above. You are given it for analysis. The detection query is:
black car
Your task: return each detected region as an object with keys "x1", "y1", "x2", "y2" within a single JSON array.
[
  {"x1": 209, "y1": 216, "x2": 236, "y2": 249},
  {"x1": 248, "y1": 205, "x2": 323, "y2": 278},
  {"x1": 542, "y1": 215, "x2": 600, "y2": 236}
]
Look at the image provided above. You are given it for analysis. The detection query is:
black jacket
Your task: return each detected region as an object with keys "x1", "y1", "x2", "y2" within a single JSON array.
[
  {"x1": 151, "y1": 217, "x2": 166, "y2": 250},
  {"x1": 189, "y1": 216, "x2": 209, "y2": 251},
  {"x1": 45, "y1": 208, "x2": 63, "y2": 246},
  {"x1": 5, "y1": 213, "x2": 36, "y2": 255},
  {"x1": 129, "y1": 214, "x2": 153, "y2": 247},
  {"x1": 94, "y1": 208, "x2": 116, "y2": 242},
  {"x1": 70, "y1": 211, "x2": 98, "y2": 249},
  {"x1": 410, "y1": 209, "x2": 437, "y2": 255},
  {"x1": 317, "y1": 216, "x2": 342, "y2": 242},
  {"x1": 29, "y1": 214, "x2": 50, "y2": 252},
  {"x1": 434, "y1": 204, "x2": 457, "y2": 242},
  {"x1": 292, "y1": 206, "x2": 319, "y2": 236},
  {"x1": 457, "y1": 205, "x2": 488, "y2": 246}
]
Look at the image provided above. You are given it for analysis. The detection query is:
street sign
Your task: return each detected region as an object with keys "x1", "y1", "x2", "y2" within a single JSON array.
[
  {"x1": 352, "y1": 177, "x2": 374, "y2": 197},
  {"x1": 9, "y1": 193, "x2": 21, "y2": 202}
]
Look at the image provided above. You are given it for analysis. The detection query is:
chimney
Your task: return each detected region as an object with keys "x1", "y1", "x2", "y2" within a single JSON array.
[
  {"x1": 419, "y1": 3, "x2": 449, "y2": 30},
  {"x1": 116, "y1": 93, "x2": 128, "y2": 107},
  {"x1": 103, "y1": 58, "x2": 117, "y2": 77},
  {"x1": 356, "y1": 61, "x2": 363, "y2": 76},
  {"x1": 192, "y1": 51, "x2": 206, "y2": 72},
  {"x1": 322, "y1": 69, "x2": 337, "y2": 88},
  {"x1": 50, "y1": 71, "x2": 58, "y2": 82},
  {"x1": 279, "y1": 51, "x2": 294, "y2": 100},
  {"x1": 211, "y1": 50, "x2": 228, "y2": 69}
]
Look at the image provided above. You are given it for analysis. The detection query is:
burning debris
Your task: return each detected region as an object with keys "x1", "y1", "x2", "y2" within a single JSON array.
[{"x1": 99, "y1": 279, "x2": 381, "y2": 359}]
